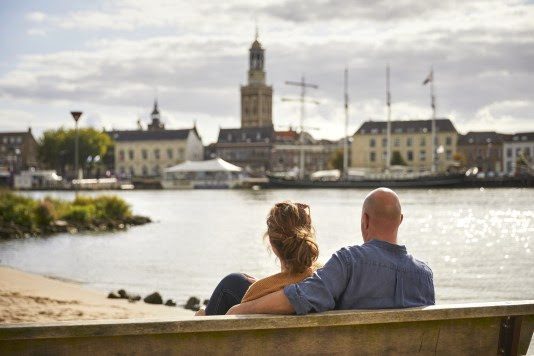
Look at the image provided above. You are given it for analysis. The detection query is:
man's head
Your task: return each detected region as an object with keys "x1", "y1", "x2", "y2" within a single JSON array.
[{"x1": 360, "y1": 187, "x2": 403, "y2": 244}]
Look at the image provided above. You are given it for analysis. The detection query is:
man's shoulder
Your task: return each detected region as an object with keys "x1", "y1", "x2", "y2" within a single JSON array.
[{"x1": 409, "y1": 256, "x2": 433, "y2": 275}]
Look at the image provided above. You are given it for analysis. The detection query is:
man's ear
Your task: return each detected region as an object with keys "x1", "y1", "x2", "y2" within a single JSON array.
[
  {"x1": 400, "y1": 213, "x2": 404, "y2": 224},
  {"x1": 363, "y1": 212, "x2": 370, "y2": 229}
]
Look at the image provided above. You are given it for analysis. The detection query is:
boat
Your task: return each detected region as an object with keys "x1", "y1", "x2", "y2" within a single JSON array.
[
  {"x1": 161, "y1": 158, "x2": 245, "y2": 189},
  {"x1": 267, "y1": 172, "x2": 466, "y2": 188}
]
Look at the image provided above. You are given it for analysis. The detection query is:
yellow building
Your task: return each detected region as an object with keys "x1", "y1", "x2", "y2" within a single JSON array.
[
  {"x1": 111, "y1": 101, "x2": 203, "y2": 178},
  {"x1": 351, "y1": 119, "x2": 458, "y2": 173}
]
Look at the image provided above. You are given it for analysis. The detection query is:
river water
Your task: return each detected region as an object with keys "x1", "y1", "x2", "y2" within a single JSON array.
[{"x1": 0, "y1": 188, "x2": 532, "y2": 305}]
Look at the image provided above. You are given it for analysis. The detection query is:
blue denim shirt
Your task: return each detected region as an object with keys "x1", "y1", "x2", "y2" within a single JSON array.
[{"x1": 284, "y1": 239, "x2": 435, "y2": 315}]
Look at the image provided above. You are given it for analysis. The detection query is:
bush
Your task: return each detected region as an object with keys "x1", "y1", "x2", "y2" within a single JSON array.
[
  {"x1": 93, "y1": 195, "x2": 132, "y2": 220},
  {"x1": 33, "y1": 200, "x2": 56, "y2": 226},
  {"x1": 0, "y1": 191, "x2": 37, "y2": 229},
  {"x1": 61, "y1": 205, "x2": 96, "y2": 224}
]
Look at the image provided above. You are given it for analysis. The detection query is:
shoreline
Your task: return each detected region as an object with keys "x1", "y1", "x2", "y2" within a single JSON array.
[{"x1": 0, "y1": 266, "x2": 193, "y2": 324}]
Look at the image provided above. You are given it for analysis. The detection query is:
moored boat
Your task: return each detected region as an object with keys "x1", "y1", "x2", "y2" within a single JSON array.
[{"x1": 161, "y1": 158, "x2": 245, "y2": 189}]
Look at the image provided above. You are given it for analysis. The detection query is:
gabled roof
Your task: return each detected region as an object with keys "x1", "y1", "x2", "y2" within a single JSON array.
[
  {"x1": 109, "y1": 129, "x2": 192, "y2": 142},
  {"x1": 355, "y1": 119, "x2": 457, "y2": 135},
  {"x1": 217, "y1": 126, "x2": 274, "y2": 144},
  {"x1": 457, "y1": 131, "x2": 510, "y2": 145},
  {"x1": 165, "y1": 158, "x2": 242, "y2": 173}
]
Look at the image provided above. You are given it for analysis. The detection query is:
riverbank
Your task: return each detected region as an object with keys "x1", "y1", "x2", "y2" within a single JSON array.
[
  {"x1": 0, "y1": 266, "x2": 193, "y2": 324},
  {"x1": 0, "y1": 192, "x2": 151, "y2": 239}
]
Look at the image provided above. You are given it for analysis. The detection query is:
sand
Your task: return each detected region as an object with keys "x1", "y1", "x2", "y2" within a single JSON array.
[{"x1": 0, "y1": 266, "x2": 193, "y2": 324}]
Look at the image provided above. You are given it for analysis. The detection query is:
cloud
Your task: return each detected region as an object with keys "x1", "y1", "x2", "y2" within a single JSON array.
[
  {"x1": 27, "y1": 28, "x2": 47, "y2": 36},
  {"x1": 26, "y1": 11, "x2": 47, "y2": 23},
  {"x1": 1, "y1": 0, "x2": 533, "y2": 143}
]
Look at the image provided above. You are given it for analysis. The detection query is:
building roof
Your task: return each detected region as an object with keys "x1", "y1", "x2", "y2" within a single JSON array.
[
  {"x1": 355, "y1": 119, "x2": 457, "y2": 135},
  {"x1": 164, "y1": 158, "x2": 242, "y2": 173},
  {"x1": 457, "y1": 131, "x2": 511, "y2": 145},
  {"x1": 275, "y1": 130, "x2": 298, "y2": 142},
  {"x1": 217, "y1": 126, "x2": 274, "y2": 144},
  {"x1": 109, "y1": 128, "x2": 194, "y2": 142},
  {"x1": 506, "y1": 132, "x2": 534, "y2": 143}
]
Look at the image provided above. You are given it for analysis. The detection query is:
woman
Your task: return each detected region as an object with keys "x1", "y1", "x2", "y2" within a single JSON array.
[{"x1": 196, "y1": 201, "x2": 319, "y2": 316}]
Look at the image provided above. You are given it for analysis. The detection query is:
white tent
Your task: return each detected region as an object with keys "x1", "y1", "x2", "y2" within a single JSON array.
[{"x1": 164, "y1": 158, "x2": 242, "y2": 173}]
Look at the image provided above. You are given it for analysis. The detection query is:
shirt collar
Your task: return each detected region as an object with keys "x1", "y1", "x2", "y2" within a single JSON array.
[{"x1": 366, "y1": 239, "x2": 407, "y2": 254}]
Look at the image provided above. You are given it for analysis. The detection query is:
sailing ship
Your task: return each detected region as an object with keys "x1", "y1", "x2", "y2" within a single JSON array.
[{"x1": 267, "y1": 67, "x2": 465, "y2": 188}]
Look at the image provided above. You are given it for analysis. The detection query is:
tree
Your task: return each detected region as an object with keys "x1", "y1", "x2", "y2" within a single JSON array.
[
  {"x1": 38, "y1": 128, "x2": 113, "y2": 176},
  {"x1": 328, "y1": 149, "x2": 344, "y2": 171},
  {"x1": 390, "y1": 151, "x2": 407, "y2": 166}
]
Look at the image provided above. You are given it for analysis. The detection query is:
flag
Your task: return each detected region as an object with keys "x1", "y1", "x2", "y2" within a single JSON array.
[{"x1": 422, "y1": 71, "x2": 433, "y2": 85}]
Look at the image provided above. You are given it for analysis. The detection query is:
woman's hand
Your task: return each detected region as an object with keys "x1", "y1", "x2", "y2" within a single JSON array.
[
  {"x1": 194, "y1": 308, "x2": 206, "y2": 316},
  {"x1": 242, "y1": 273, "x2": 257, "y2": 284}
]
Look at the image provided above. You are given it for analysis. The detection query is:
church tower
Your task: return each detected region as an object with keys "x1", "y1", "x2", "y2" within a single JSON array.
[
  {"x1": 240, "y1": 30, "x2": 273, "y2": 128},
  {"x1": 147, "y1": 99, "x2": 165, "y2": 131}
]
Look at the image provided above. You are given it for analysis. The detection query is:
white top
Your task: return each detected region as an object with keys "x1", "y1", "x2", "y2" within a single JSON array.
[{"x1": 164, "y1": 158, "x2": 242, "y2": 173}]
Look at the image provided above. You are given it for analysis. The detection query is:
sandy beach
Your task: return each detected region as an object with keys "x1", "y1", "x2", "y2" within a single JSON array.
[{"x1": 0, "y1": 266, "x2": 193, "y2": 324}]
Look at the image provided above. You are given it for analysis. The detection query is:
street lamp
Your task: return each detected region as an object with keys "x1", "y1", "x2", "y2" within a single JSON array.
[{"x1": 70, "y1": 111, "x2": 83, "y2": 180}]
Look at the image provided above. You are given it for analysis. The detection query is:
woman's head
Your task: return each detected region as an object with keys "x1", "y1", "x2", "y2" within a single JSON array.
[{"x1": 266, "y1": 201, "x2": 319, "y2": 273}]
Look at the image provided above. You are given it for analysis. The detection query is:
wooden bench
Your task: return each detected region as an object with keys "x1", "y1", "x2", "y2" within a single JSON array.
[{"x1": 1, "y1": 300, "x2": 533, "y2": 355}]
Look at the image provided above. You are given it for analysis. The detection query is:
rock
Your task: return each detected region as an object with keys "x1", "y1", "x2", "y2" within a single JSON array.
[
  {"x1": 107, "y1": 291, "x2": 120, "y2": 299},
  {"x1": 203, "y1": 299, "x2": 210, "y2": 306},
  {"x1": 128, "y1": 294, "x2": 141, "y2": 302},
  {"x1": 165, "y1": 299, "x2": 176, "y2": 307},
  {"x1": 143, "y1": 292, "x2": 163, "y2": 305},
  {"x1": 184, "y1": 296, "x2": 201, "y2": 311},
  {"x1": 118, "y1": 289, "x2": 128, "y2": 299}
]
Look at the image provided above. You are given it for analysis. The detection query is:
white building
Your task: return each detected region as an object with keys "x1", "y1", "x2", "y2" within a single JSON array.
[{"x1": 503, "y1": 132, "x2": 534, "y2": 175}]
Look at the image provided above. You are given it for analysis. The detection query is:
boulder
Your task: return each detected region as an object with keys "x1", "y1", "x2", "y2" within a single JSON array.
[
  {"x1": 128, "y1": 294, "x2": 141, "y2": 302},
  {"x1": 107, "y1": 291, "x2": 120, "y2": 299},
  {"x1": 165, "y1": 299, "x2": 177, "y2": 307},
  {"x1": 184, "y1": 296, "x2": 201, "y2": 311},
  {"x1": 143, "y1": 292, "x2": 163, "y2": 305}
]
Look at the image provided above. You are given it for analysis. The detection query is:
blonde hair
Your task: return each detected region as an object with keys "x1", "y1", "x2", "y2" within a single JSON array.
[{"x1": 265, "y1": 201, "x2": 319, "y2": 273}]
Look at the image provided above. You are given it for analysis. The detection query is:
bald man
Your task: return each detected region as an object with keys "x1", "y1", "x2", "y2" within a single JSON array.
[{"x1": 227, "y1": 188, "x2": 435, "y2": 315}]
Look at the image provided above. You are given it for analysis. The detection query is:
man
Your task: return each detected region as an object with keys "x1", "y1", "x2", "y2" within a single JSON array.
[{"x1": 227, "y1": 187, "x2": 435, "y2": 315}]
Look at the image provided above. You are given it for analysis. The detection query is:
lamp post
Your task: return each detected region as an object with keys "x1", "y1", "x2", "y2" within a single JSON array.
[{"x1": 70, "y1": 111, "x2": 83, "y2": 180}]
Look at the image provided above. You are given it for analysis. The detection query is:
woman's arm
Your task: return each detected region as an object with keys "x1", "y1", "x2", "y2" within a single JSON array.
[{"x1": 226, "y1": 290, "x2": 294, "y2": 315}]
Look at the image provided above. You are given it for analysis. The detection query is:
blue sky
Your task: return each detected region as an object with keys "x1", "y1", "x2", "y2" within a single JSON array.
[{"x1": 0, "y1": 0, "x2": 533, "y2": 143}]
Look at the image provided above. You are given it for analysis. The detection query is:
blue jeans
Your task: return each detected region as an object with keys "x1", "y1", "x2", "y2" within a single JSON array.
[{"x1": 205, "y1": 273, "x2": 253, "y2": 315}]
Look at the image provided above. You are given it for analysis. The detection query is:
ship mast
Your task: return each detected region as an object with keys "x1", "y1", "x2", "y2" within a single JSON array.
[
  {"x1": 386, "y1": 65, "x2": 392, "y2": 171},
  {"x1": 343, "y1": 68, "x2": 349, "y2": 179},
  {"x1": 283, "y1": 76, "x2": 319, "y2": 180},
  {"x1": 430, "y1": 67, "x2": 436, "y2": 173}
]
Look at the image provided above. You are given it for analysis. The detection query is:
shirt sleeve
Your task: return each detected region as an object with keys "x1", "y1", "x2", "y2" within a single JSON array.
[{"x1": 283, "y1": 250, "x2": 350, "y2": 315}]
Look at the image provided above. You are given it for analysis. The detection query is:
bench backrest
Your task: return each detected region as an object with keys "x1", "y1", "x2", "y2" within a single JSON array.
[{"x1": 1, "y1": 300, "x2": 533, "y2": 355}]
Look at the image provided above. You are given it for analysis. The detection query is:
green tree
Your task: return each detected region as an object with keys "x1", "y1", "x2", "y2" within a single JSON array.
[
  {"x1": 390, "y1": 151, "x2": 407, "y2": 166},
  {"x1": 38, "y1": 128, "x2": 113, "y2": 174},
  {"x1": 328, "y1": 149, "x2": 344, "y2": 171}
]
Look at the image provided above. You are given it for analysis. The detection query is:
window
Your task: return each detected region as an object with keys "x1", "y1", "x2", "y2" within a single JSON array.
[
  {"x1": 153, "y1": 165, "x2": 160, "y2": 175},
  {"x1": 446, "y1": 150, "x2": 452, "y2": 160},
  {"x1": 516, "y1": 148, "x2": 521, "y2": 156},
  {"x1": 142, "y1": 165, "x2": 148, "y2": 176},
  {"x1": 407, "y1": 151, "x2": 413, "y2": 161},
  {"x1": 118, "y1": 150, "x2": 125, "y2": 162},
  {"x1": 154, "y1": 149, "x2": 160, "y2": 160},
  {"x1": 382, "y1": 151, "x2": 387, "y2": 161},
  {"x1": 394, "y1": 138, "x2": 400, "y2": 147},
  {"x1": 128, "y1": 150, "x2": 134, "y2": 160},
  {"x1": 178, "y1": 148, "x2": 185, "y2": 159},
  {"x1": 420, "y1": 150, "x2": 426, "y2": 161},
  {"x1": 167, "y1": 148, "x2": 173, "y2": 159},
  {"x1": 369, "y1": 138, "x2": 376, "y2": 148},
  {"x1": 507, "y1": 148, "x2": 512, "y2": 158},
  {"x1": 142, "y1": 149, "x2": 148, "y2": 160},
  {"x1": 420, "y1": 137, "x2": 426, "y2": 146},
  {"x1": 119, "y1": 166, "x2": 125, "y2": 174},
  {"x1": 370, "y1": 152, "x2": 376, "y2": 162},
  {"x1": 382, "y1": 137, "x2": 387, "y2": 147},
  {"x1": 525, "y1": 147, "x2": 531, "y2": 157},
  {"x1": 129, "y1": 167, "x2": 135, "y2": 176},
  {"x1": 446, "y1": 136, "x2": 452, "y2": 146},
  {"x1": 406, "y1": 137, "x2": 412, "y2": 147}
]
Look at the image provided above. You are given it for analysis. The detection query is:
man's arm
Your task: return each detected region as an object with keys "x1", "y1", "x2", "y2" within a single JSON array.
[{"x1": 226, "y1": 290, "x2": 294, "y2": 315}]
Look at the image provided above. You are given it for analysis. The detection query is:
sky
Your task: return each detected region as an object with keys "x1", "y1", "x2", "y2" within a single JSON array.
[{"x1": 0, "y1": 0, "x2": 533, "y2": 144}]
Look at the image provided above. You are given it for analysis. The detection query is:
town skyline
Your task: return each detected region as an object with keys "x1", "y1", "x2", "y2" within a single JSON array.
[{"x1": 1, "y1": 0, "x2": 533, "y2": 144}]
